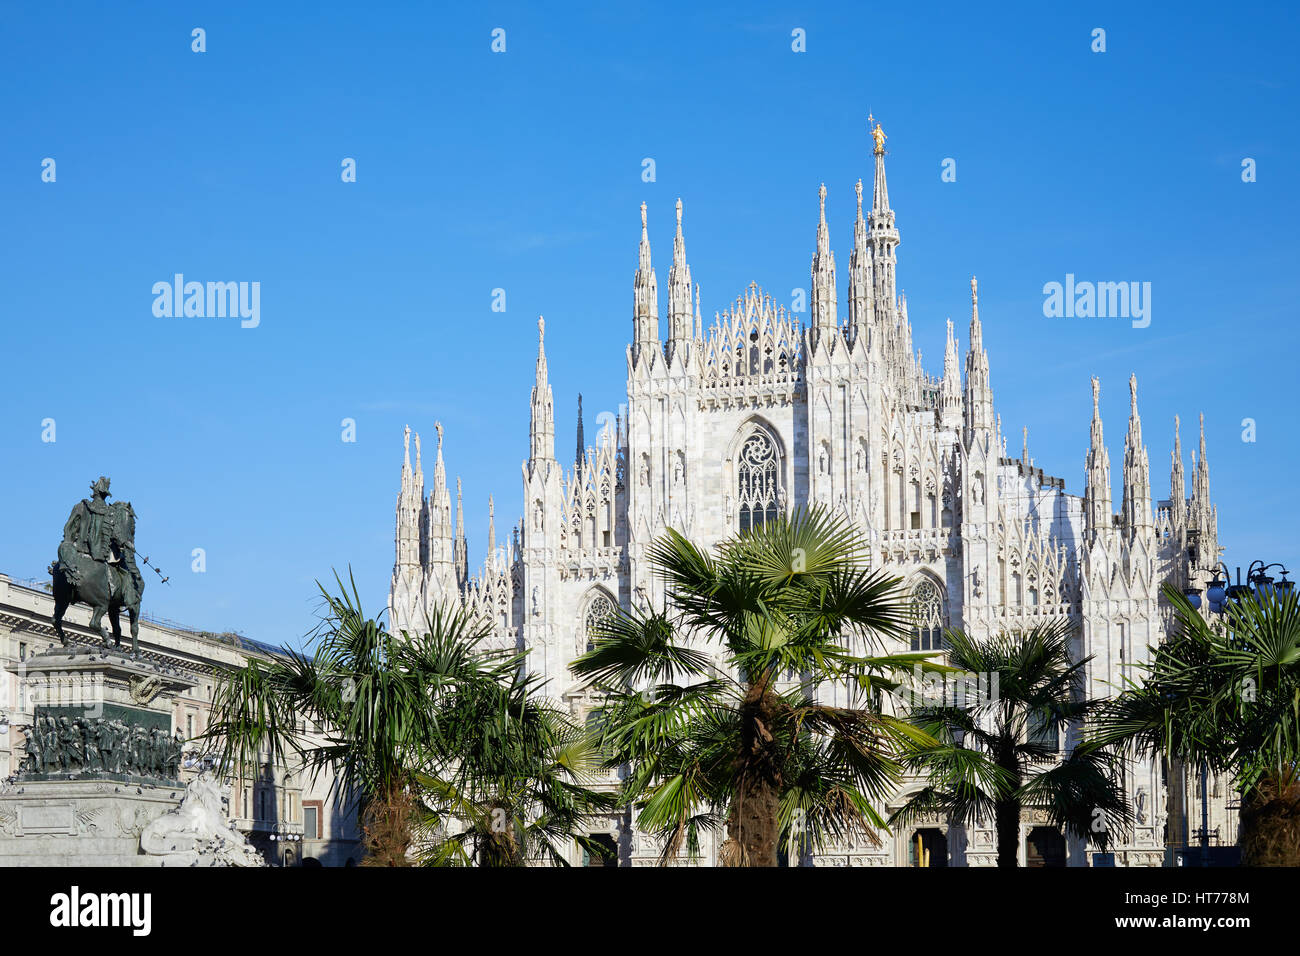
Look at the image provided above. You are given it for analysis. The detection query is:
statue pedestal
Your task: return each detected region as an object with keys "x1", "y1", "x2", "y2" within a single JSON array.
[
  {"x1": 13, "y1": 644, "x2": 193, "y2": 733},
  {"x1": 0, "y1": 779, "x2": 185, "y2": 866},
  {"x1": 0, "y1": 646, "x2": 198, "y2": 866}
]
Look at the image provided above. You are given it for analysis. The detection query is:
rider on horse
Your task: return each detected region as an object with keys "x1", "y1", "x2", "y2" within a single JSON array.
[
  {"x1": 54, "y1": 477, "x2": 143, "y2": 599},
  {"x1": 49, "y1": 476, "x2": 146, "y2": 652}
]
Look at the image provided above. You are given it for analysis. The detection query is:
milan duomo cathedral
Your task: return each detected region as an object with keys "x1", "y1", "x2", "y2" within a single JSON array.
[{"x1": 389, "y1": 122, "x2": 1233, "y2": 867}]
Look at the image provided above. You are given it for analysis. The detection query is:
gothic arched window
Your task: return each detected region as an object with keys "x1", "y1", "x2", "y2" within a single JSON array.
[
  {"x1": 910, "y1": 579, "x2": 946, "y2": 652},
  {"x1": 584, "y1": 593, "x2": 617, "y2": 654},
  {"x1": 737, "y1": 426, "x2": 782, "y2": 533}
]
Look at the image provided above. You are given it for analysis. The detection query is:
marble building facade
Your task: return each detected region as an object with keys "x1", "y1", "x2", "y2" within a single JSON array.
[{"x1": 388, "y1": 125, "x2": 1236, "y2": 867}]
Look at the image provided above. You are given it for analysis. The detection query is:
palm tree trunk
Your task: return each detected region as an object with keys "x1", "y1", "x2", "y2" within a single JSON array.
[
  {"x1": 725, "y1": 677, "x2": 783, "y2": 867},
  {"x1": 995, "y1": 743, "x2": 1021, "y2": 867},
  {"x1": 361, "y1": 780, "x2": 414, "y2": 866},
  {"x1": 1239, "y1": 773, "x2": 1300, "y2": 866},
  {"x1": 995, "y1": 797, "x2": 1020, "y2": 867}
]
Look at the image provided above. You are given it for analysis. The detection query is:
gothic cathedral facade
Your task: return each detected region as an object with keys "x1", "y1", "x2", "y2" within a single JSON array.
[{"x1": 389, "y1": 125, "x2": 1230, "y2": 867}]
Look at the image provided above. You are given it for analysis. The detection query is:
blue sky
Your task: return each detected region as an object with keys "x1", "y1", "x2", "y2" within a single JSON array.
[{"x1": 2, "y1": 1, "x2": 1297, "y2": 648}]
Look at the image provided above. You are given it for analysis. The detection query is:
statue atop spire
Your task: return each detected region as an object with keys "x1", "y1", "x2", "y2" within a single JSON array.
[
  {"x1": 866, "y1": 118, "x2": 898, "y2": 315},
  {"x1": 868, "y1": 113, "x2": 886, "y2": 154}
]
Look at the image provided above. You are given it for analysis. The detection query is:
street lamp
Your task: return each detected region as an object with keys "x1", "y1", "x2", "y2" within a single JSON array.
[
  {"x1": 1182, "y1": 558, "x2": 1291, "y2": 866},
  {"x1": 269, "y1": 831, "x2": 301, "y2": 867},
  {"x1": 1203, "y1": 561, "x2": 1292, "y2": 615}
]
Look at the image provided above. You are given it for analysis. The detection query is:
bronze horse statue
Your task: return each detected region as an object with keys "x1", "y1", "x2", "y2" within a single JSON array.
[{"x1": 50, "y1": 500, "x2": 144, "y2": 656}]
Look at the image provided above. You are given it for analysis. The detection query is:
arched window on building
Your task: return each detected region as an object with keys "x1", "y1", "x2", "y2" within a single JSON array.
[
  {"x1": 583, "y1": 592, "x2": 617, "y2": 654},
  {"x1": 736, "y1": 425, "x2": 782, "y2": 533},
  {"x1": 910, "y1": 578, "x2": 946, "y2": 652}
]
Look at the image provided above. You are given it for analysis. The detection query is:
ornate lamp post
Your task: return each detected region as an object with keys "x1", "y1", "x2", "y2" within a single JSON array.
[
  {"x1": 270, "y1": 830, "x2": 302, "y2": 867},
  {"x1": 1193, "y1": 561, "x2": 1294, "y2": 613},
  {"x1": 1178, "y1": 560, "x2": 1291, "y2": 865}
]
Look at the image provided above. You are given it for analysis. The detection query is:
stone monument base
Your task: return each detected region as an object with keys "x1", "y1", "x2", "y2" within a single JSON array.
[{"x1": 0, "y1": 779, "x2": 186, "y2": 866}]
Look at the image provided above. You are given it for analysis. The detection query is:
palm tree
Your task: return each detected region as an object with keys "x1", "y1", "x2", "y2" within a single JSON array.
[
  {"x1": 893, "y1": 621, "x2": 1130, "y2": 867},
  {"x1": 572, "y1": 507, "x2": 939, "y2": 867},
  {"x1": 414, "y1": 665, "x2": 617, "y2": 866},
  {"x1": 204, "y1": 572, "x2": 567, "y2": 865},
  {"x1": 1096, "y1": 584, "x2": 1300, "y2": 866}
]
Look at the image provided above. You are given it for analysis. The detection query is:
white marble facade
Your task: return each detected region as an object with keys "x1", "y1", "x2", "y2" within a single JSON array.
[{"x1": 388, "y1": 127, "x2": 1230, "y2": 867}]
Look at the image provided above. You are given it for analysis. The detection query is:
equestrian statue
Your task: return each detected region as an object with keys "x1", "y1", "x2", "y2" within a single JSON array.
[{"x1": 48, "y1": 476, "x2": 146, "y2": 655}]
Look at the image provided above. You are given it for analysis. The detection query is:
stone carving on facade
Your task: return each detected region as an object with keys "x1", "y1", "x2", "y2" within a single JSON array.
[{"x1": 139, "y1": 773, "x2": 265, "y2": 867}]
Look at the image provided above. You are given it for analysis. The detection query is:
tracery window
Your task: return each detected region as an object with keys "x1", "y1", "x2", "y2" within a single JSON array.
[
  {"x1": 910, "y1": 579, "x2": 946, "y2": 652},
  {"x1": 737, "y1": 426, "x2": 781, "y2": 533},
  {"x1": 584, "y1": 593, "x2": 617, "y2": 654}
]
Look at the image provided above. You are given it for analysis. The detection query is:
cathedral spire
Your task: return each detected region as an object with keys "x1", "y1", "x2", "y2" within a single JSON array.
[
  {"x1": 455, "y1": 476, "x2": 464, "y2": 538},
  {"x1": 848, "y1": 177, "x2": 876, "y2": 348},
  {"x1": 1121, "y1": 374, "x2": 1152, "y2": 537},
  {"x1": 1191, "y1": 413, "x2": 1213, "y2": 525},
  {"x1": 963, "y1": 277, "x2": 994, "y2": 441},
  {"x1": 1084, "y1": 377, "x2": 1113, "y2": 543},
  {"x1": 395, "y1": 425, "x2": 423, "y2": 570},
  {"x1": 694, "y1": 283, "x2": 702, "y2": 341},
  {"x1": 939, "y1": 318, "x2": 961, "y2": 428},
  {"x1": 487, "y1": 494, "x2": 496, "y2": 566},
  {"x1": 454, "y1": 476, "x2": 468, "y2": 586},
  {"x1": 1188, "y1": 413, "x2": 1219, "y2": 569},
  {"x1": 866, "y1": 115, "x2": 899, "y2": 317},
  {"x1": 1171, "y1": 414, "x2": 1186, "y2": 535},
  {"x1": 432, "y1": 421, "x2": 448, "y2": 510},
  {"x1": 667, "y1": 198, "x2": 693, "y2": 360},
  {"x1": 575, "y1": 393, "x2": 585, "y2": 474},
  {"x1": 632, "y1": 202, "x2": 659, "y2": 365},
  {"x1": 810, "y1": 184, "x2": 838, "y2": 340},
  {"x1": 529, "y1": 317, "x2": 555, "y2": 465},
  {"x1": 422, "y1": 421, "x2": 455, "y2": 587}
]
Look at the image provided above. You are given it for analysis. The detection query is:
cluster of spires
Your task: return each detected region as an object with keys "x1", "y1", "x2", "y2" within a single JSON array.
[
  {"x1": 396, "y1": 420, "x2": 511, "y2": 594},
  {"x1": 1083, "y1": 374, "x2": 1217, "y2": 551},
  {"x1": 397, "y1": 116, "x2": 1219, "y2": 596},
  {"x1": 622, "y1": 118, "x2": 987, "y2": 425}
]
